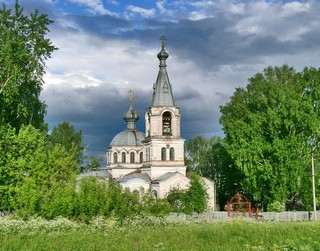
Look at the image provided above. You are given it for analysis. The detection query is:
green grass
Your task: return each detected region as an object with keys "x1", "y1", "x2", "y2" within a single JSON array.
[{"x1": 0, "y1": 216, "x2": 320, "y2": 251}]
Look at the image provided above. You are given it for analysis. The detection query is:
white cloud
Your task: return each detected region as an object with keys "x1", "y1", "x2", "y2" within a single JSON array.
[
  {"x1": 44, "y1": 71, "x2": 102, "y2": 89},
  {"x1": 44, "y1": 29, "x2": 159, "y2": 94},
  {"x1": 156, "y1": 1, "x2": 166, "y2": 14},
  {"x1": 126, "y1": 5, "x2": 156, "y2": 18},
  {"x1": 182, "y1": 1, "x2": 313, "y2": 42},
  {"x1": 68, "y1": 0, "x2": 112, "y2": 15},
  {"x1": 230, "y1": 1, "x2": 311, "y2": 41}
]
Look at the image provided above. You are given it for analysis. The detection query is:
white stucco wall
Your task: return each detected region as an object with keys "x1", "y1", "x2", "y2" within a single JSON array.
[
  {"x1": 120, "y1": 178, "x2": 150, "y2": 193},
  {"x1": 201, "y1": 177, "x2": 216, "y2": 212}
]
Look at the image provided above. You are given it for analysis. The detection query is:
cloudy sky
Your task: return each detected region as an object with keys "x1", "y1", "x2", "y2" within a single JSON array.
[{"x1": 3, "y1": 0, "x2": 320, "y2": 164}]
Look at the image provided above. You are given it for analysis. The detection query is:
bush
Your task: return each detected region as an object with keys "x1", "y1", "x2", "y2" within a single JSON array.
[
  {"x1": 167, "y1": 187, "x2": 186, "y2": 213},
  {"x1": 183, "y1": 174, "x2": 208, "y2": 214},
  {"x1": 267, "y1": 201, "x2": 285, "y2": 212}
]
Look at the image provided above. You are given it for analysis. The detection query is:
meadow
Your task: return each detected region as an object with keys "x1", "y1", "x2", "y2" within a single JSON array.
[{"x1": 0, "y1": 216, "x2": 319, "y2": 251}]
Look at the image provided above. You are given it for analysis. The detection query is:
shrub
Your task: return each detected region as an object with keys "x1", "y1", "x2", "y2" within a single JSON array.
[
  {"x1": 167, "y1": 187, "x2": 186, "y2": 213},
  {"x1": 183, "y1": 174, "x2": 208, "y2": 214},
  {"x1": 267, "y1": 201, "x2": 285, "y2": 212}
]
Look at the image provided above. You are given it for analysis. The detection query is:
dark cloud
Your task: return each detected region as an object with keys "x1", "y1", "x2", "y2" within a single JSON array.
[
  {"x1": 15, "y1": 0, "x2": 320, "y2": 161},
  {"x1": 43, "y1": 82, "x2": 151, "y2": 157},
  {"x1": 53, "y1": 6, "x2": 320, "y2": 74},
  {"x1": 43, "y1": 78, "x2": 220, "y2": 159}
]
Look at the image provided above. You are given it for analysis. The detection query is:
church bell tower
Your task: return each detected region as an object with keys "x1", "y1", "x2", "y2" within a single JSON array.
[{"x1": 142, "y1": 36, "x2": 186, "y2": 179}]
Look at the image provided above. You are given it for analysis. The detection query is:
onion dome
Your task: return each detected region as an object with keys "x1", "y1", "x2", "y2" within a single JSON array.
[
  {"x1": 109, "y1": 90, "x2": 145, "y2": 146},
  {"x1": 123, "y1": 107, "x2": 139, "y2": 130}
]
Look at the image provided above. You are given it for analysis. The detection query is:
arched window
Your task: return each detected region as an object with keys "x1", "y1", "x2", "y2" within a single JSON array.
[
  {"x1": 113, "y1": 152, "x2": 118, "y2": 163},
  {"x1": 162, "y1": 111, "x2": 172, "y2": 135},
  {"x1": 130, "y1": 152, "x2": 135, "y2": 163},
  {"x1": 133, "y1": 189, "x2": 140, "y2": 199},
  {"x1": 152, "y1": 190, "x2": 157, "y2": 199},
  {"x1": 140, "y1": 152, "x2": 143, "y2": 163},
  {"x1": 170, "y1": 147, "x2": 175, "y2": 161},
  {"x1": 121, "y1": 152, "x2": 126, "y2": 163},
  {"x1": 161, "y1": 147, "x2": 166, "y2": 161}
]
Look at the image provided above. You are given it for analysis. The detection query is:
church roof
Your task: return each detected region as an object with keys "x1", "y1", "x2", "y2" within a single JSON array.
[
  {"x1": 152, "y1": 172, "x2": 185, "y2": 184},
  {"x1": 150, "y1": 35, "x2": 175, "y2": 107},
  {"x1": 116, "y1": 172, "x2": 151, "y2": 183},
  {"x1": 78, "y1": 170, "x2": 111, "y2": 179}
]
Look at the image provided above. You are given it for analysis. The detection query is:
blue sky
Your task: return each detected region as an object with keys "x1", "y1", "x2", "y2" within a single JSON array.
[{"x1": 2, "y1": 0, "x2": 319, "y2": 165}]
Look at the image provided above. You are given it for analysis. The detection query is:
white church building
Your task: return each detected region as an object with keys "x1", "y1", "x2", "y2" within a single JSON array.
[{"x1": 82, "y1": 36, "x2": 215, "y2": 210}]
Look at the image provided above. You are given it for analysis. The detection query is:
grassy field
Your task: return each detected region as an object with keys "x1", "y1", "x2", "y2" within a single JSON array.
[{"x1": 0, "y1": 216, "x2": 320, "y2": 251}]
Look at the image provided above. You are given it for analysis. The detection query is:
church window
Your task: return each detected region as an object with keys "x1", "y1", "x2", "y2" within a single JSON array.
[
  {"x1": 161, "y1": 147, "x2": 166, "y2": 161},
  {"x1": 113, "y1": 152, "x2": 118, "y2": 163},
  {"x1": 130, "y1": 152, "x2": 135, "y2": 163},
  {"x1": 140, "y1": 152, "x2": 143, "y2": 163},
  {"x1": 162, "y1": 111, "x2": 172, "y2": 135},
  {"x1": 152, "y1": 190, "x2": 157, "y2": 199},
  {"x1": 170, "y1": 147, "x2": 175, "y2": 161},
  {"x1": 121, "y1": 152, "x2": 126, "y2": 163}
]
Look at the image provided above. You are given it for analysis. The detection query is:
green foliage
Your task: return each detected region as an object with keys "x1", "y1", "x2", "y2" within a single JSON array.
[
  {"x1": 75, "y1": 177, "x2": 108, "y2": 221},
  {"x1": 167, "y1": 174, "x2": 208, "y2": 214},
  {"x1": 74, "y1": 177, "x2": 171, "y2": 222},
  {"x1": 0, "y1": 124, "x2": 79, "y2": 214},
  {"x1": 0, "y1": 124, "x2": 47, "y2": 210},
  {"x1": 167, "y1": 187, "x2": 186, "y2": 213},
  {"x1": 47, "y1": 122, "x2": 83, "y2": 164},
  {"x1": 0, "y1": 1, "x2": 57, "y2": 130},
  {"x1": 16, "y1": 179, "x2": 76, "y2": 220},
  {"x1": 220, "y1": 65, "x2": 320, "y2": 210},
  {"x1": 82, "y1": 156, "x2": 103, "y2": 172},
  {"x1": 185, "y1": 136, "x2": 210, "y2": 173},
  {"x1": 184, "y1": 174, "x2": 208, "y2": 214},
  {"x1": 0, "y1": 124, "x2": 17, "y2": 210},
  {"x1": 267, "y1": 201, "x2": 285, "y2": 212},
  {"x1": 185, "y1": 136, "x2": 242, "y2": 210}
]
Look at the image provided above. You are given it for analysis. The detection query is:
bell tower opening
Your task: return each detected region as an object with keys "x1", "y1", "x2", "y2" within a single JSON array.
[{"x1": 162, "y1": 111, "x2": 172, "y2": 135}]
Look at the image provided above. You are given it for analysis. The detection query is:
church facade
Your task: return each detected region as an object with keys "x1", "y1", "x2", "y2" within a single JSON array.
[{"x1": 82, "y1": 37, "x2": 215, "y2": 210}]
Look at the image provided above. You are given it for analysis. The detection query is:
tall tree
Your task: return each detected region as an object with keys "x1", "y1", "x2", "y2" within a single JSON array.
[
  {"x1": 205, "y1": 137, "x2": 243, "y2": 210},
  {"x1": 220, "y1": 65, "x2": 320, "y2": 210},
  {"x1": 185, "y1": 136, "x2": 210, "y2": 173},
  {"x1": 0, "y1": 2, "x2": 56, "y2": 130},
  {"x1": 48, "y1": 122, "x2": 83, "y2": 164},
  {"x1": 185, "y1": 136, "x2": 242, "y2": 209},
  {"x1": 0, "y1": 124, "x2": 79, "y2": 212}
]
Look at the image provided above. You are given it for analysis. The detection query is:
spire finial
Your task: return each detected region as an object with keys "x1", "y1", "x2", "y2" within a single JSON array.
[
  {"x1": 128, "y1": 89, "x2": 133, "y2": 107},
  {"x1": 160, "y1": 35, "x2": 166, "y2": 49}
]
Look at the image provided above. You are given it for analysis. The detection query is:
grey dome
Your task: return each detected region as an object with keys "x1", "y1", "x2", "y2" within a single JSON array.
[
  {"x1": 110, "y1": 129, "x2": 145, "y2": 146},
  {"x1": 109, "y1": 96, "x2": 145, "y2": 147}
]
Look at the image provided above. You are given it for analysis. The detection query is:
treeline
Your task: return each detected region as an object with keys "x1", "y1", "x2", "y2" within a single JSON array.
[{"x1": 186, "y1": 65, "x2": 320, "y2": 212}]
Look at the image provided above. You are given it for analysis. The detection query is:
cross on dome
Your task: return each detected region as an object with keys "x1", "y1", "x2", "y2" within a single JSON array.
[
  {"x1": 160, "y1": 35, "x2": 167, "y2": 49},
  {"x1": 128, "y1": 89, "x2": 133, "y2": 107}
]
